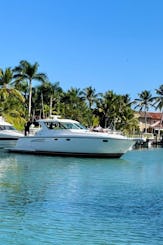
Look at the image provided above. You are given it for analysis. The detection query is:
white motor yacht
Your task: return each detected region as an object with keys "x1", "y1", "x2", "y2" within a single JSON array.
[
  {"x1": 8, "y1": 116, "x2": 134, "y2": 158},
  {"x1": 0, "y1": 117, "x2": 24, "y2": 149}
]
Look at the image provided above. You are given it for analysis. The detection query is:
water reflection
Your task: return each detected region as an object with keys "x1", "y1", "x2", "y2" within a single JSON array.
[{"x1": 0, "y1": 151, "x2": 127, "y2": 211}]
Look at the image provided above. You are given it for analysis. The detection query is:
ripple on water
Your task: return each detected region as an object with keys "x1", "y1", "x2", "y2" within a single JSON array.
[{"x1": 0, "y1": 148, "x2": 163, "y2": 244}]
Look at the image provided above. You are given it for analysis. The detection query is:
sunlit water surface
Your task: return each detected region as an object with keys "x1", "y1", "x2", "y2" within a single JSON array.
[{"x1": 0, "y1": 148, "x2": 163, "y2": 244}]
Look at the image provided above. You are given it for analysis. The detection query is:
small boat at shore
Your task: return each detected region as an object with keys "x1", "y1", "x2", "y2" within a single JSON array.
[
  {"x1": 8, "y1": 116, "x2": 135, "y2": 158},
  {"x1": 0, "y1": 117, "x2": 24, "y2": 149}
]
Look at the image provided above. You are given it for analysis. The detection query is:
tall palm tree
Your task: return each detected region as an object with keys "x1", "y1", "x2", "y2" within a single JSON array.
[
  {"x1": 13, "y1": 60, "x2": 48, "y2": 118},
  {"x1": 38, "y1": 81, "x2": 63, "y2": 117},
  {"x1": 81, "y1": 86, "x2": 101, "y2": 109},
  {"x1": 134, "y1": 90, "x2": 154, "y2": 133}
]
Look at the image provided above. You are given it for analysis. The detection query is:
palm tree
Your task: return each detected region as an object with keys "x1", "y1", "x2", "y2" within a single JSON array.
[
  {"x1": 153, "y1": 84, "x2": 163, "y2": 111},
  {"x1": 152, "y1": 84, "x2": 163, "y2": 136},
  {"x1": 0, "y1": 67, "x2": 24, "y2": 101},
  {"x1": 60, "y1": 87, "x2": 89, "y2": 122},
  {"x1": 0, "y1": 67, "x2": 25, "y2": 127},
  {"x1": 81, "y1": 86, "x2": 101, "y2": 109},
  {"x1": 96, "y1": 90, "x2": 118, "y2": 128},
  {"x1": 116, "y1": 96, "x2": 139, "y2": 134},
  {"x1": 13, "y1": 60, "x2": 48, "y2": 118},
  {"x1": 38, "y1": 81, "x2": 63, "y2": 117},
  {"x1": 0, "y1": 67, "x2": 13, "y2": 87},
  {"x1": 0, "y1": 67, "x2": 25, "y2": 114},
  {"x1": 134, "y1": 90, "x2": 154, "y2": 133},
  {"x1": 13, "y1": 79, "x2": 28, "y2": 99}
]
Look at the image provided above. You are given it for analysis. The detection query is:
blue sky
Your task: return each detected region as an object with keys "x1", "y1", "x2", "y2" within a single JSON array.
[{"x1": 0, "y1": 0, "x2": 163, "y2": 101}]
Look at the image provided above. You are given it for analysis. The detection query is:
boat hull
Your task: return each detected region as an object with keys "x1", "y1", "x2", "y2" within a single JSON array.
[
  {"x1": 0, "y1": 138, "x2": 18, "y2": 149},
  {"x1": 8, "y1": 135, "x2": 134, "y2": 158},
  {"x1": 8, "y1": 149, "x2": 123, "y2": 158}
]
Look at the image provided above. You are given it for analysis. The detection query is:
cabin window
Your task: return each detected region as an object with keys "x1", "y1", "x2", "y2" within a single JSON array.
[{"x1": 46, "y1": 122, "x2": 65, "y2": 130}]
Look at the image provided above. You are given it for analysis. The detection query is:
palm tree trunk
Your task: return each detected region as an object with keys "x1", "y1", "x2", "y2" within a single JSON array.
[
  {"x1": 144, "y1": 111, "x2": 147, "y2": 133},
  {"x1": 50, "y1": 95, "x2": 53, "y2": 116},
  {"x1": 28, "y1": 79, "x2": 32, "y2": 118},
  {"x1": 41, "y1": 93, "x2": 44, "y2": 118}
]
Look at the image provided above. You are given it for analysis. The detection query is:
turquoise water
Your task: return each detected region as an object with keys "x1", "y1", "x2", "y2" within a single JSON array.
[{"x1": 0, "y1": 148, "x2": 163, "y2": 245}]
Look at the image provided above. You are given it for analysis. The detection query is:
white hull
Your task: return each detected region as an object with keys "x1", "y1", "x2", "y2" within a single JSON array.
[
  {"x1": 9, "y1": 135, "x2": 134, "y2": 158},
  {"x1": 0, "y1": 117, "x2": 24, "y2": 149},
  {"x1": 8, "y1": 117, "x2": 134, "y2": 158},
  {"x1": 0, "y1": 138, "x2": 18, "y2": 149}
]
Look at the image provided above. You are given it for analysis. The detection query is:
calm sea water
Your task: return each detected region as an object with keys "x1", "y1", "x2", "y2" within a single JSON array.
[{"x1": 0, "y1": 148, "x2": 163, "y2": 245}]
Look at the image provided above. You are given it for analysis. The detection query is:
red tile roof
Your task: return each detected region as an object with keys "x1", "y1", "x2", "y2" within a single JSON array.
[{"x1": 139, "y1": 112, "x2": 162, "y2": 120}]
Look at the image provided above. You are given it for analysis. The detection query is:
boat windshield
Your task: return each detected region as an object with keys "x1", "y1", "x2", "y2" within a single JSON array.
[
  {"x1": 45, "y1": 121, "x2": 86, "y2": 130},
  {"x1": 0, "y1": 125, "x2": 16, "y2": 130},
  {"x1": 61, "y1": 122, "x2": 86, "y2": 129}
]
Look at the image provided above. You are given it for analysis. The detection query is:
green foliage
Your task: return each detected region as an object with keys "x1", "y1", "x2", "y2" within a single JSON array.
[
  {"x1": 3, "y1": 112, "x2": 26, "y2": 130},
  {"x1": 13, "y1": 60, "x2": 48, "y2": 118},
  {"x1": 153, "y1": 85, "x2": 163, "y2": 112},
  {"x1": 1, "y1": 60, "x2": 163, "y2": 135}
]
